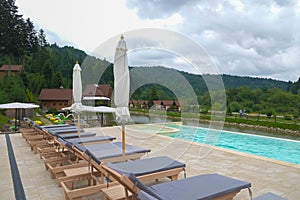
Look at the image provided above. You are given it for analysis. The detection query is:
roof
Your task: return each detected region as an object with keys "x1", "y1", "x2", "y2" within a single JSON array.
[
  {"x1": 39, "y1": 89, "x2": 72, "y2": 101},
  {"x1": 0, "y1": 65, "x2": 23, "y2": 72},
  {"x1": 98, "y1": 84, "x2": 112, "y2": 98},
  {"x1": 130, "y1": 100, "x2": 148, "y2": 105},
  {"x1": 83, "y1": 84, "x2": 112, "y2": 98},
  {"x1": 152, "y1": 100, "x2": 180, "y2": 106}
]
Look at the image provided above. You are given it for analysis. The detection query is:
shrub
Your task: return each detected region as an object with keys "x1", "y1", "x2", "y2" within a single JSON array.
[
  {"x1": 47, "y1": 108, "x2": 58, "y2": 115},
  {"x1": 284, "y1": 115, "x2": 293, "y2": 120},
  {"x1": 200, "y1": 108, "x2": 208, "y2": 114},
  {"x1": 266, "y1": 111, "x2": 273, "y2": 119}
]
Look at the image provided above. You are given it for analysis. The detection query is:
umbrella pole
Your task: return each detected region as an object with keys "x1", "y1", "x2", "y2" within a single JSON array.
[
  {"x1": 77, "y1": 113, "x2": 81, "y2": 137},
  {"x1": 122, "y1": 123, "x2": 125, "y2": 161},
  {"x1": 15, "y1": 108, "x2": 17, "y2": 131}
]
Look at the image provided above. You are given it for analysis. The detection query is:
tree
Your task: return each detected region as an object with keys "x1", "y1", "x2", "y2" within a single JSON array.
[
  {"x1": 289, "y1": 77, "x2": 300, "y2": 94},
  {"x1": 0, "y1": 75, "x2": 28, "y2": 102},
  {"x1": 1, "y1": 0, "x2": 23, "y2": 66},
  {"x1": 148, "y1": 85, "x2": 159, "y2": 108},
  {"x1": 38, "y1": 29, "x2": 48, "y2": 47}
]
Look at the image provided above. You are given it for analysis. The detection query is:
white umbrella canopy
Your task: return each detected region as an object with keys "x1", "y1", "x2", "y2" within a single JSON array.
[
  {"x1": 0, "y1": 102, "x2": 39, "y2": 109},
  {"x1": 113, "y1": 35, "x2": 131, "y2": 161},
  {"x1": 63, "y1": 105, "x2": 115, "y2": 113},
  {"x1": 0, "y1": 102, "x2": 39, "y2": 130},
  {"x1": 71, "y1": 62, "x2": 83, "y2": 137}
]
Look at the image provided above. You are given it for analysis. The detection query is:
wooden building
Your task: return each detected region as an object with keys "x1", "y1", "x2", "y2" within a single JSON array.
[
  {"x1": 39, "y1": 89, "x2": 72, "y2": 111},
  {"x1": 0, "y1": 65, "x2": 23, "y2": 78}
]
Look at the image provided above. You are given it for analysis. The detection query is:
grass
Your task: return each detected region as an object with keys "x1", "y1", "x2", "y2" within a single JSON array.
[
  {"x1": 0, "y1": 113, "x2": 13, "y2": 131},
  {"x1": 130, "y1": 109, "x2": 300, "y2": 132}
]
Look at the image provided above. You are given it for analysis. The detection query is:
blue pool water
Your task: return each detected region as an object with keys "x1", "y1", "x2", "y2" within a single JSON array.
[{"x1": 164, "y1": 125, "x2": 300, "y2": 165}]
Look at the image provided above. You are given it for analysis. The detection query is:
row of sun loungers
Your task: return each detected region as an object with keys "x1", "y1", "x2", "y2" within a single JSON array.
[{"x1": 19, "y1": 118, "x2": 286, "y2": 200}]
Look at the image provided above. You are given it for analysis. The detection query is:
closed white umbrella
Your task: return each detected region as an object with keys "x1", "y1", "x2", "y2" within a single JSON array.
[
  {"x1": 71, "y1": 61, "x2": 83, "y2": 137},
  {"x1": 114, "y1": 35, "x2": 130, "y2": 161}
]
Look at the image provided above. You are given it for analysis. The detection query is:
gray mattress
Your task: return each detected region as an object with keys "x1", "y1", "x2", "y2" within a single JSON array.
[
  {"x1": 129, "y1": 173, "x2": 251, "y2": 200},
  {"x1": 67, "y1": 136, "x2": 116, "y2": 144},
  {"x1": 47, "y1": 128, "x2": 84, "y2": 135},
  {"x1": 40, "y1": 124, "x2": 71, "y2": 129},
  {"x1": 57, "y1": 132, "x2": 96, "y2": 139},
  {"x1": 107, "y1": 156, "x2": 185, "y2": 176},
  {"x1": 75, "y1": 142, "x2": 151, "y2": 161}
]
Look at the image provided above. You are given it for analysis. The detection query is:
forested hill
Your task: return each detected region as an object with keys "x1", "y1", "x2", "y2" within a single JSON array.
[
  {"x1": 178, "y1": 71, "x2": 288, "y2": 95},
  {"x1": 221, "y1": 74, "x2": 288, "y2": 90},
  {"x1": 132, "y1": 67, "x2": 289, "y2": 96}
]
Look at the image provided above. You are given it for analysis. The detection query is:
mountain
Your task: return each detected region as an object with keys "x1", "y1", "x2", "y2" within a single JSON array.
[{"x1": 127, "y1": 66, "x2": 289, "y2": 97}]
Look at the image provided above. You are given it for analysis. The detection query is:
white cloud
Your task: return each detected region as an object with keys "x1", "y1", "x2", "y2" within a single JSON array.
[{"x1": 15, "y1": 0, "x2": 300, "y2": 81}]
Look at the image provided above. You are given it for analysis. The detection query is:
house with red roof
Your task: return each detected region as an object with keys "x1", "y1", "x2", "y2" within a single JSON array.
[
  {"x1": 38, "y1": 84, "x2": 113, "y2": 111},
  {"x1": 152, "y1": 100, "x2": 181, "y2": 111},
  {"x1": 39, "y1": 88, "x2": 72, "y2": 111},
  {"x1": 0, "y1": 65, "x2": 23, "y2": 78}
]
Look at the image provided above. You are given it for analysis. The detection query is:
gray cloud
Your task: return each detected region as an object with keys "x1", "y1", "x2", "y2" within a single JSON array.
[
  {"x1": 126, "y1": 0, "x2": 196, "y2": 19},
  {"x1": 126, "y1": 0, "x2": 300, "y2": 81}
]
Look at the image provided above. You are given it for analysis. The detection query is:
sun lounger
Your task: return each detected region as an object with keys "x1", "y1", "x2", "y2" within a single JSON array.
[
  {"x1": 66, "y1": 136, "x2": 116, "y2": 145},
  {"x1": 253, "y1": 192, "x2": 287, "y2": 200},
  {"x1": 111, "y1": 172, "x2": 251, "y2": 200},
  {"x1": 53, "y1": 142, "x2": 150, "y2": 178},
  {"x1": 40, "y1": 135, "x2": 116, "y2": 166},
  {"x1": 57, "y1": 141, "x2": 151, "y2": 193},
  {"x1": 43, "y1": 135, "x2": 116, "y2": 163},
  {"x1": 46, "y1": 127, "x2": 84, "y2": 135},
  {"x1": 104, "y1": 156, "x2": 185, "y2": 181},
  {"x1": 76, "y1": 142, "x2": 151, "y2": 163},
  {"x1": 44, "y1": 136, "x2": 123, "y2": 178},
  {"x1": 61, "y1": 152, "x2": 186, "y2": 200},
  {"x1": 59, "y1": 156, "x2": 185, "y2": 187},
  {"x1": 56, "y1": 132, "x2": 96, "y2": 139},
  {"x1": 40, "y1": 124, "x2": 71, "y2": 129}
]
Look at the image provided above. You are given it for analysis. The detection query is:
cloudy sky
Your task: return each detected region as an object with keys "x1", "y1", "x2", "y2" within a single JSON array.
[{"x1": 16, "y1": 0, "x2": 300, "y2": 82}]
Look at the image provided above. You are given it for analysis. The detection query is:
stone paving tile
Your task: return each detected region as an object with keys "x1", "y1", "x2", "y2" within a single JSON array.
[{"x1": 1, "y1": 125, "x2": 300, "y2": 200}]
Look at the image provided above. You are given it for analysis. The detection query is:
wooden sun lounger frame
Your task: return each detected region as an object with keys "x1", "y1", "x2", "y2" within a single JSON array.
[
  {"x1": 60, "y1": 153, "x2": 185, "y2": 200},
  {"x1": 101, "y1": 166, "x2": 244, "y2": 200}
]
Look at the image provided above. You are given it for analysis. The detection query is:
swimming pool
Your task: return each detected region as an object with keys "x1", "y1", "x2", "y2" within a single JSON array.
[{"x1": 163, "y1": 125, "x2": 300, "y2": 165}]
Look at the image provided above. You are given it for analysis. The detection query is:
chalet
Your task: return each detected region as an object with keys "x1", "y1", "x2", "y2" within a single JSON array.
[
  {"x1": 129, "y1": 100, "x2": 148, "y2": 109},
  {"x1": 38, "y1": 84, "x2": 113, "y2": 111},
  {"x1": 39, "y1": 88, "x2": 72, "y2": 111},
  {"x1": 0, "y1": 65, "x2": 23, "y2": 78},
  {"x1": 152, "y1": 100, "x2": 181, "y2": 111}
]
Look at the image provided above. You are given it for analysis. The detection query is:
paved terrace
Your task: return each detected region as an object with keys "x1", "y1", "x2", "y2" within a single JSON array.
[{"x1": 1, "y1": 125, "x2": 300, "y2": 200}]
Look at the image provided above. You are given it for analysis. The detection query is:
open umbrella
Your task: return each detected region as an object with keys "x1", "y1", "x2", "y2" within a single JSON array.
[
  {"x1": 113, "y1": 35, "x2": 131, "y2": 161},
  {"x1": 0, "y1": 102, "x2": 39, "y2": 131},
  {"x1": 71, "y1": 61, "x2": 83, "y2": 137}
]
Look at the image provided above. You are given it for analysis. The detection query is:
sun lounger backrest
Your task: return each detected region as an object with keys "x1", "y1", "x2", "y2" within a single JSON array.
[
  {"x1": 73, "y1": 142, "x2": 87, "y2": 152},
  {"x1": 101, "y1": 164, "x2": 164, "y2": 200},
  {"x1": 85, "y1": 149, "x2": 102, "y2": 165},
  {"x1": 127, "y1": 173, "x2": 164, "y2": 200}
]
